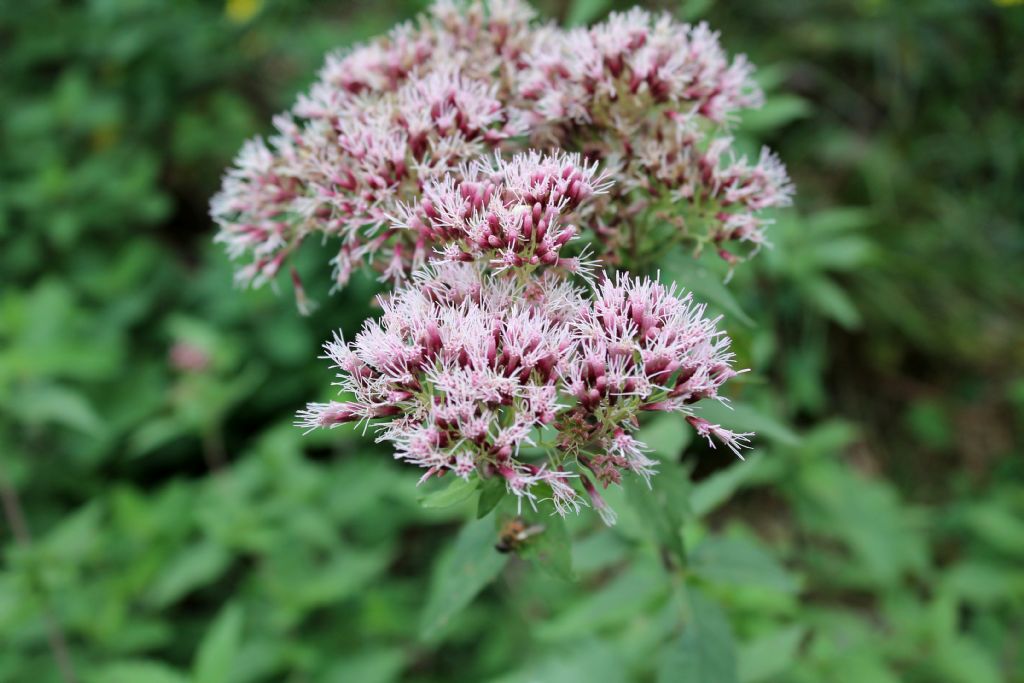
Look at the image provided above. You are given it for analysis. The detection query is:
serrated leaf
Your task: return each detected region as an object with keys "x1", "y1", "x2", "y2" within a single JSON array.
[
  {"x1": 418, "y1": 476, "x2": 478, "y2": 509},
  {"x1": 419, "y1": 517, "x2": 508, "y2": 640},
  {"x1": 658, "y1": 589, "x2": 738, "y2": 683},
  {"x1": 193, "y1": 603, "x2": 243, "y2": 683},
  {"x1": 691, "y1": 536, "x2": 799, "y2": 594}
]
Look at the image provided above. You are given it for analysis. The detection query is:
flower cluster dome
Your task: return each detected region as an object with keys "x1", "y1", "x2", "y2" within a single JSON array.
[{"x1": 214, "y1": 1, "x2": 788, "y2": 523}]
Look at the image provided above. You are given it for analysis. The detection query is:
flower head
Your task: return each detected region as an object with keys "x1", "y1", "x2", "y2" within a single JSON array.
[
  {"x1": 517, "y1": 9, "x2": 792, "y2": 264},
  {"x1": 300, "y1": 265, "x2": 750, "y2": 524},
  {"x1": 213, "y1": 1, "x2": 794, "y2": 304},
  {"x1": 212, "y1": 0, "x2": 540, "y2": 301},
  {"x1": 392, "y1": 150, "x2": 610, "y2": 274}
]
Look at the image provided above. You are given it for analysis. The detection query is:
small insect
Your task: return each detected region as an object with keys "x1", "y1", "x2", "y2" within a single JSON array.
[{"x1": 495, "y1": 517, "x2": 546, "y2": 553}]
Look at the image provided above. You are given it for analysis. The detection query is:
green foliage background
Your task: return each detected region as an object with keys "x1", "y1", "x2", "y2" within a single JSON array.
[{"x1": 2, "y1": 1, "x2": 1022, "y2": 681}]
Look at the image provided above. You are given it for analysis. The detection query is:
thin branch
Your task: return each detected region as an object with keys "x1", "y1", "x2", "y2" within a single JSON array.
[{"x1": 0, "y1": 463, "x2": 80, "y2": 683}]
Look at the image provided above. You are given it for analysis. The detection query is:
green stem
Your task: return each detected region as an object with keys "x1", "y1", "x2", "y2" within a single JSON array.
[{"x1": 0, "y1": 460, "x2": 80, "y2": 683}]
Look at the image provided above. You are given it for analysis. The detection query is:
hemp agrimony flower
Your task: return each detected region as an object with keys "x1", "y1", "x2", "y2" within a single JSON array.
[
  {"x1": 391, "y1": 150, "x2": 610, "y2": 275},
  {"x1": 216, "y1": 0, "x2": 787, "y2": 525},
  {"x1": 211, "y1": 1, "x2": 538, "y2": 293},
  {"x1": 517, "y1": 9, "x2": 794, "y2": 266},
  {"x1": 298, "y1": 264, "x2": 750, "y2": 524},
  {"x1": 213, "y1": 0, "x2": 793, "y2": 304}
]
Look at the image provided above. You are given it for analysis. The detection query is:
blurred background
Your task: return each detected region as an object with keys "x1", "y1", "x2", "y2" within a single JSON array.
[{"x1": 1, "y1": 1, "x2": 1022, "y2": 682}]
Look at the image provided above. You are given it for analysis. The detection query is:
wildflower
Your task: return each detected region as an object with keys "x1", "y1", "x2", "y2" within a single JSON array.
[
  {"x1": 517, "y1": 9, "x2": 793, "y2": 262},
  {"x1": 391, "y1": 151, "x2": 610, "y2": 274},
  {"x1": 169, "y1": 342, "x2": 210, "y2": 373},
  {"x1": 213, "y1": 1, "x2": 794, "y2": 301},
  {"x1": 220, "y1": 0, "x2": 773, "y2": 526},
  {"x1": 519, "y1": 12, "x2": 762, "y2": 128},
  {"x1": 296, "y1": 402, "x2": 352, "y2": 431},
  {"x1": 299, "y1": 265, "x2": 750, "y2": 524},
  {"x1": 686, "y1": 415, "x2": 753, "y2": 458},
  {"x1": 581, "y1": 473, "x2": 617, "y2": 526},
  {"x1": 212, "y1": 1, "x2": 539, "y2": 300}
]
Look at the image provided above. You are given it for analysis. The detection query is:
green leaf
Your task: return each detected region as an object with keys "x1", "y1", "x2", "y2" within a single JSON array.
[
  {"x1": 571, "y1": 529, "x2": 630, "y2": 574},
  {"x1": 539, "y1": 562, "x2": 668, "y2": 639},
  {"x1": 321, "y1": 648, "x2": 406, "y2": 683},
  {"x1": 690, "y1": 536, "x2": 798, "y2": 593},
  {"x1": 418, "y1": 476, "x2": 478, "y2": 509},
  {"x1": 39, "y1": 502, "x2": 103, "y2": 562},
  {"x1": 86, "y1": 661, "x2": 189, "y2": 683},
  {"x1": 567, "y1": 0, "x2": 612, "y2": 26},
  {"x1": 739, "y1": 95, "x2": 812, "y2": 134},
  {"x1": 928, "y1": 636, "x2": 1003, "y2": 683},
  {"x1": 799, "y1": 463, "x2": 927, "y2": 586},
  {"x1": 963, "y1": 501, "x2": 1024, "y2": 558},
  {"x1": 804, "y1": 207, "x2": 873, "y2": 235},
  {"x1": 476, "y1": 477, "x2": 506, "y2": 519},
  {"x1": 490, "y1": 640, "x2": 629, "y2": 683},
  {"x1": 419, "y1": 517, "x2": 509, "y2": 640},
  {"x1": 624, "y1": 464, "x2": 691, "y2": 568},
  {"x1": 147, "y1": 540, "x2": 231, "y2": 608},
  {"x1": 638, "y1": 413, "x2": 692, "y2": 459},
  {"x1": 662, "y1": 255, "x2": 755, "y2": 327},
  {"x1": 516, "y1": 504, "x2": 575, "y2": 581},
  {"x1": 678, "y1": 0, "x2": 715, "y2": 21},
  {"x1": 12, "y1": 383, "x2": 103, "y2": 434},
  {"x1": 287, "y1": 549, "x2": 392, "y2": 610},
  {"x1": 807, "y1": 236, "x2": 875, "y2": 272},
  {"x1": 193, "y1": 603, "x2": 243, "y2": 683},
  {"x1": 691, "y1": 455, "x2": 765, "y2": 517},
  {"x1": 800, "y1": 276, "x2": 862, "y2": 329},
  {"x1": 658, "y1": 589, "x2": 738, "y2": 683},
  {"x1": 696, "y1": 401, "x2": 800, "y2": 446},
  {"x1": 941, "y1": 560, "x2": 1024, "y2": 606},
  {"x1": 738, "y1": 626, "x2": 805, "y2": 683}
]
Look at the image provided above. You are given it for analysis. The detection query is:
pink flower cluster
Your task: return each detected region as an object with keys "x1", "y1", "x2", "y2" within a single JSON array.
[
  {"x1": 520, "y1": 10, "x2": 761, "y2": 126},
  {"x1": 211, "y1": 2, "x2": 780, "y2": 524},
  {"x1": 212, "y1": 0, "x2": 793, "y2": 301},
  {"x1": 211, "y1": 1, "x2": 537, "y2": 291},
  {"x1": 518, "y1": 9, "x2": 793, "y2": 262},
  {"x1": 298, "y1": 264, "x2": 750, "y2": 525},
  {"x1": 392, "y1": 151, "x2": 610, "y2": 275}
]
